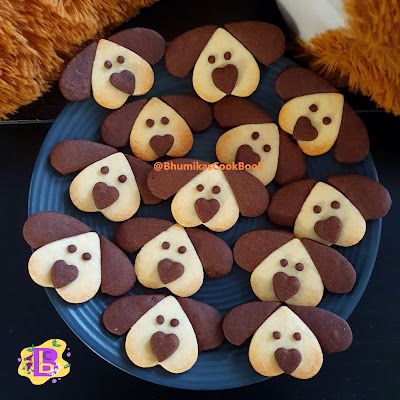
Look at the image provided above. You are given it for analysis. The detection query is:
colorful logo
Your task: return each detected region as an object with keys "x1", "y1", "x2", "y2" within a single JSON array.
[{"x1": 17, "y1": 339, "x2": 71, "y2": 385}]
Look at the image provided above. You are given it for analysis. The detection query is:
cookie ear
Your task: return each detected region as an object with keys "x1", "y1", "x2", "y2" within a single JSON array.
[
  {"x1": 103, "y1": 295, "x2": 166, "y2": 336},
  {"x1": 50, "y1": 140, "x2": 117, "y2": 175},
  {"x1": 275, "y1": 130, "x2": 306, "y2": 185},
  {"x1": 223, "y1": 170, "x2": 269, "y2": 217},
  {"x1": 234, "y1": 230, "x2": 294, "y2": 272},
  {"x1": 59, "y1": 42, "x2": 97, "y2": 101},
  {"x1": 288, "y1": 305, "x2": 353, "y2": 353},
  {"x1": 334, "y1": 103, "x2": 369, "y2": 164},
  {"x1": 326, "y1": 175, "x2": 391, "y2": 220},
  {"x1": 165, "y1": 25, "x2": 217, "y2": 78},
  {"x1": 223, "y1": 301, "x2": 281, "y2": 345},
  {"x1": 224, "y1": 21, "x2": 285, "y2": 66},
  {"x1": 23, "y1": 211, "x2": 92, "y2": 248},
  {"x1": 108, "y1": 28, "x2": 166, "y2": 65},
  {"x1": 177, "y1": 298, "x2": 223, "y2": 352},
  {"x1": 115, "y1": 217, "x2": 174, "y2": 253},
  {"x1": 124, "y1": 155, "x2": 161, "y2": 205},
  {"x1": 267, "y1": 179, "x2": 318, "y2": 226},
  {"x1": 185, "y1": 227, "x2": 233, "y2": 277},
  {"x1": 101, "y1": 99, "x2": 148, "y2": 147},
  {"x1": 301, "y1": 238, "x2": 356, "y2": 293},
  {"x1": 147, "y1": 159, "x2": 207, "y2": 199},
  {"x1": 99, "y1": 236, "x2": 136, "y2": 296},
  {"x1": 213, "y1": 96, "x2": 273, "y2": 128},
  {"x1": 275, "y1": 67, "x2": 337, "y2": 100},
  {"x1": 161, "y1": 95, "x2": 212, "y2": 132}
]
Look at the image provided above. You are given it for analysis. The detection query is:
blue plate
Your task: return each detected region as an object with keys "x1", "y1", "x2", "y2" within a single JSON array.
[{"x1": 28, "y1": 58, "x2": 381, "y2": 390}]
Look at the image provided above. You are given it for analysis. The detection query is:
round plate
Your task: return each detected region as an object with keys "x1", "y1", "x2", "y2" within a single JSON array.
[{"x1": 28, "y1": 58, "x2": 381, "y2": 390}]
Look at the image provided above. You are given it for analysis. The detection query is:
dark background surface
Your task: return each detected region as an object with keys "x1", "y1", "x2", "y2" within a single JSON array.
[{"x1": 2, "y1": 0, "x2": 399, "y2": 398}]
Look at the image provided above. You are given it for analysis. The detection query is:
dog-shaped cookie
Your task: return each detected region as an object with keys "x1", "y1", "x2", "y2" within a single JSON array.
[
  {"x1": 115, "y1": 217, "x2": 232, "y2": 297},
  {"x1": 147, "y1": 158, "x2": 269, "y2": 232},
  {"x1": 234, "y1": 230, "x2": 356, "y2": 306},
  {"x1": 165, "y1": 21, "x2": 285, "y2": 102},
  {"x1": 60, "y1": 28, "x2": 165, "y2": 109},
  {"x1": 101, "y1": 95, "x2": 212, "y2": 161},
  {"x1": 50, "y1": 140, "x2": 160, "y2": 222},
  {"x1": 103, "y1": 295, "x2": 223, "y2": 373},
  {"x1": 276, "y1": 67, "x2": 370, "y2": 163},
  {"x1": 268, "y1": 175, "x2": 391, "y2": 247},
  {"x1": 23, "y1": 212, "x2": 135, "y2": 303},
  {"x1": 223, "y1": 301, "x2": 352, "y2": 379},
  {"x1": 214, "y1": 96, "x2": 305, "y2": 185}
]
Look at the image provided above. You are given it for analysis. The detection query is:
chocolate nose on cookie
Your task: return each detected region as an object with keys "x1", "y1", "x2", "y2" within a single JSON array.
[
  {"x1": 51, "y1": 260, "x2": 79, "y2": 288},
  {"x1": 92, "y1": 182, "x2": 120, "y2": 210},
  {"x1": 273, "y1": 272, "x2": 300, "y2": 301},
  {"x1": 235, "y1": 144, "x2": 261, "y2": 165},
  {"x1": 150, "y1": 134, "x2": 174, "y2": 157},
  {"x1": 158, "y1": 259, "x2": 185, "y2": 284},
  {"x1": 274, "y1": 348, "x2": 302, "y2": 375},
  {"x1": 212, "y1": 64, "x2": 238, "y2": 94},
  {"x1": 109, "y1": 70, "x2": 135, "y2": 94},
  {"x1": 195, "y1": 198, "x2": 220, "y2": 223},
  {"x1": 151, "y1": 331, "x2": 180, "y2": 362},
  {"x1": 293, "y1": 116, "x2": 318, "y2": 141},
  {"x1": 314, "y1": 216, "x2": 342, "y2": 243}
]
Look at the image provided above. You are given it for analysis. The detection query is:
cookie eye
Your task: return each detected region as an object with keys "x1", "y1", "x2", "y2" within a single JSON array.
[
  {"x1": 170, "y1": 318, "x2": 179, "y2": 327},
  {"x1": 323, "y1": 116, "x2": 332, "y2": 125},
  {"x1": 67, "y1": 245, "x2": 77, "y2": 253},
  {"x1": 313, "y1": 205, "x2": 322, "y2": 214},
  {"x1": 263, "y1": 144, "x2": 271, "y2": 152},
  {"x1": 208, "y1": 55, "x2": 216, "y2": 64},
  {"x1": 82, "y1": 252, "x2": 91, "y2": 261},
  {"x1": 104, "y1": 60, "x2": 112, "y2": 69},
  {"x1": 224, "y1": 51, "x2": 231, "y2": 60},
  {"x1": 212, "y1": 185, "x2": 221, "y2": 194},
  {"x1": 251, "y1": 132, "x2": 259, "y2": 140},
  {"x1": 196, "y1": 184, "x2": 204, "y2": 192},
  {"x1": 117, "y1": 55, "x2": 125, "y2": 64},
  {"x1": 118, "y1": 175, "x2": 127, "y2": 183},
  {"x1": 280, "y1": 259, "x2": 288, "y2": 267},
  {"x1": 146, "y1": 119, "x2": 154, "y2": 128},
  {"x1": 272, "y1": 331, "x2": 281, "y2": 339},
  {"x1": 309, "y1": 104, "x2": 318, "y2": 112},
  {"x1": 295, "y1": 263, "x2": 304, "y2": 271},
  {"x1": 100, "y1": 166, "x2": 109, "y2": 174},
  {"x1": 161, "y1": 116, "x2": 169, "y2": 125},
  {"x1": 156, "y1": 315, "x2": 164, "y2": 324},
  {"x1": 162, "y1": 241, "x2": 170, "y2": 250},
  {"x1": 293, "y1": 332, "x2": 302, "y2": 341},
  {"x1": 331, "y1": 200, "x2": 340, "y2": 209},
  {"x1": 178, "y1": 246, "x2": 186, "y2": 254}
]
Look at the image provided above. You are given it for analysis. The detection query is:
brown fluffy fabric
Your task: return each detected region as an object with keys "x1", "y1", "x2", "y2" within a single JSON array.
[
  {"x1": 298, "y1": 0, "x2": 400, "y2": 116},
  {"x1": 0, "y1": 0, "x2": 156, "y2": 119}
]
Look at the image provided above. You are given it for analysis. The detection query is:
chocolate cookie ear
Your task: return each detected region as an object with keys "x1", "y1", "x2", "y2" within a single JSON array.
[
  {"x1": 103, "y1": 295, "x2": 166, "y2": 336},
  {"x1": 275, "y1": 67, "x2": 337, "y2": 100},
  {"x1": 223, "y1": 301, "x2": 281, "y2": 345},
  {"x1": 59, "y1": 42, "x2": 97, "y2": 101},
  {"x1": 108, "y1": 28, "x2": 166, "y2": 65},
  {"x1": 234, "y1": 230, "x2": 294, "y2": 272},
  {"x1": 288, "y1": 305, "x2": 353, "y2": 353},
  {"x1": 23, "y1": 211, "x2": 92, "y2": 248},
  {"x1": 185, "y1": 227, "x2": 233, "y2": 277},
  {"x1": 50, "y1": 140, "x2": 117, "y2": 175},
  {"x1": 334, "y1": 104, "x2": 369, "y2": 164},
  {"x1": 326, "y1": 175, "x2": 391, "y2": 220},
  {"x1": 224, "y1": 21, "x2": 285, "y2": 66},
  {"x1": 267, "y1": 179, "x2": 318, "y2": 226},
  {"x1": 115, "y1": 217, "x2": 174, "y2": 253},
  {"x1": 275, "y1": 130, "x2": 306, "y2": 185},
  {"x1": 99, "y1": 236, "x2": 136, "y2": 296},
  {"x1": 124, "y1": 155, "x2": 161, "y2": 205},
  {"x1": 147, "y1": 158, "x2": 207, "y2": 199},
  {"x1": 223, "y1": 170, "x2": 269, "y2": 217},
  {"x1": 301, "y1": 238, "x2": 356, "y2": 293},
  {"x1": 177, "y1": 298, "x2": 223, "y2": 352},
  {"x1": 101, "y1": 99, "x2": 149, "y2": 147},
  {"x1": 165, "y1": 25, "x2": 218, "y2": 78},
  {"x1": 213, "y1": 96, "x2": 273, "y2": 128},
  {"x1": 161, "y1": 95, "x2": 212, "y2": 132}
]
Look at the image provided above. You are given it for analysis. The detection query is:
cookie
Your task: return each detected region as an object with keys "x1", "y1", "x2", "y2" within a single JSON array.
[
  {"x1": 147, "y1": 158, "x2": 269, "y2": 232},
  {"x1": 101, "y1": 95, "x2": 212, "y2": 161},
  {"x1": 50, "y1": 140, "x2": 160, "y2": 222},
  {"x1": 234, "y1": 230, "x2": 356, "y2": 306},
  {"x1": 60, "y1": 28, "x2": 165, "y2": 109},
  {"x1": 165, "y1": 22, "x2": 285, "y2": 102},
  {"x1": 23, "y1": 212, "x2": 135, "y2": 303},
  {"x1": 276, "y1": 67, "x2": 369, "y2": 163},
  {"x1": 214, "y1": 96, "x2": 305, "y2": 185},
  {"x1": 115, "y1": 217, "x2": 232, "y2": 297},
  {"x1": 268, "y1": 175, "x2": 391, "y2": 246},
  {"x1": 223, "y1": 301, "x2": 352, "y2": 379},
  {"x1": 103, "y1": 295, "x2": 223, "y2": 373}
]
